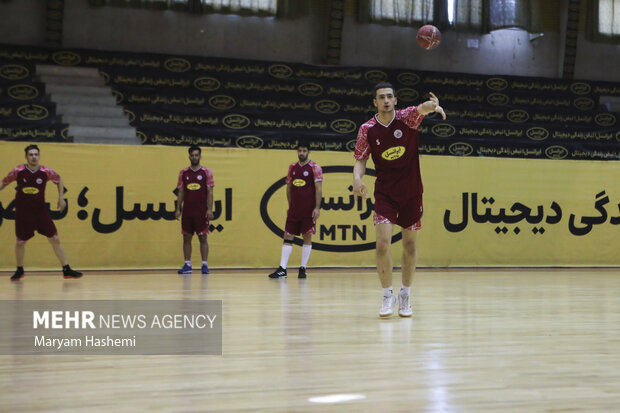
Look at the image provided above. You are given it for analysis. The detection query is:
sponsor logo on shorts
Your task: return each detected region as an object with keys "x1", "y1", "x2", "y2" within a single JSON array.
[
  {"x1": 292, "y1": 179, "x2": 306, "y2": 187},
  {"x1": 187, "y1": 183, "x2": 201, "y2": 190},
  {"x1": 22, "y1": 187, "x2": 39, "y2": 195},
  {"x1": 381, "y1": 146, "x2": 405, "y2": 160}
]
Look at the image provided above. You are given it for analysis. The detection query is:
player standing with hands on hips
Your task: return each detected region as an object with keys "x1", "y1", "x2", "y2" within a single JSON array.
[
  {"x1": 353, "y1": 83, "x2": 446, "y2": 317},
  {"x1": 0, "y1": 144, "x2": 83, "y2": 281},
  {"x1": 175, "y1": 146, "x2": 214, "y2": 275}
]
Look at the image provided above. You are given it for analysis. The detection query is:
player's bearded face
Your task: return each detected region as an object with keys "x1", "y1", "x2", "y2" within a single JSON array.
[
  {"x1": 374, "y1": 88, "x2": 397, "y2": 113},
  {"x1": 297, "y1": 148, "x2": 309, "y2": 162},
  {"x1": 189, "y1": 151, "x2": 201, "y2": 166}
]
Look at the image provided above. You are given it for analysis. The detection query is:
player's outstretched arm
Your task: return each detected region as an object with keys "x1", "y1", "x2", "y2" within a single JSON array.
[
  {"x1": 0, "y1": 182, "x2": 5, "y2": 191},
  {"x1": 353, "y1": 159, "x2": 368, "y2": 198},
  {"x1": 417, "y1": 92, "x2": 446, "y2": 119}
]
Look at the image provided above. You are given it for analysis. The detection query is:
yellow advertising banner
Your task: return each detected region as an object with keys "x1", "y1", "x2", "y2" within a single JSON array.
[{"x1": 0, "y1": 141, "x2": 618, "y2": 270}]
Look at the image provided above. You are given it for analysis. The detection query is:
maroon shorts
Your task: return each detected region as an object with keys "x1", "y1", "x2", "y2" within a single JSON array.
[
  {"x1": 374, "y1": 193, "x2": 423, "y2": 229},
  {"x1": 15, "y1": 210, "x2": 58, "y2": 241},
  {"x1": 182, "y1": 214, "x2": 210, "y2": 235},
  {"x1": 285, "y1": 215, "x2": 315, "y2": 236}
]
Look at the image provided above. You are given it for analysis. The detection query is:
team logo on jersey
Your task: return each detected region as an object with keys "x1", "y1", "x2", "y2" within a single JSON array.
[
  {"x1": 303, "y1": 171, "x2": 309, "y2": 176},
  {"x1": 22, "y1": 187, "x2": 39, "y2": 195},
  {"x1": 292, "y1": 179, "x2": 306, "y2": 187},
  {"x1": 197, "y1": 175, "x2": 203, "y2": 180},
  {"x1": 187, "y1": 183, "x2": 201, "y2": 190},
  {"x1": 36, "y1": 178, "x2": 43, "y2": 184},
  {"x1": 393, "y1": 129, "x2": 403, "y2": 139},
  {"x1": 381, "y1": 146, "x2": 405, "y2": 161}
]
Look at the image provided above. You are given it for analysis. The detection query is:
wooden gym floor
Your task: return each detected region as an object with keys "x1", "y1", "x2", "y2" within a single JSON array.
[{"x1": 1, "y1": 268, "x2": 619, "y2": 412}]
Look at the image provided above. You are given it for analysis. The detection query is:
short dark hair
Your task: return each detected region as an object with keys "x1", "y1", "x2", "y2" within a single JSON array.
[
  {"x1": 374, "y1": 82, "x2": 395, "y2": 97},
  {"x1": 296, "y1": 140, "x2": 310, "y2": 151},
  {"x1": 188, "y1": 145, "x2": 201, "y2": 155},
  {"x1": 24, "y1": 144, "x2": 40, "y2": 154}
]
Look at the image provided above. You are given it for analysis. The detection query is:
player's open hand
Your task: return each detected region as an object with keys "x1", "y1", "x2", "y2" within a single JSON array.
[
  {"x1": 175, "y1": 210, "x2": 181, "y2": 220},
  {"x1": 428, "y1": 92, "x2": 446, "y2": 120},
  {"x1": 353, "y1": 178, "x2": 368, "y2": 199},
  {"x1": 206, "y1": 210, "x2": 214, "y2": 221},
  {"x1": 57, "y1": 198, "x2": 67, "y2": 212}
]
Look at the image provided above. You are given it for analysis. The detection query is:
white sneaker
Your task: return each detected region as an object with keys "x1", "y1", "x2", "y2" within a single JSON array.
[
  {"x1": 398, "y1": 290, "x2": 413, "y2": 317},
  {"x1": 379, "y1": 294, "x2": 397, "y2": 317}
]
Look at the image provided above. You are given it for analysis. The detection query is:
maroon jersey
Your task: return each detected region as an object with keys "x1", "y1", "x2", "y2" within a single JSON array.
[
  {"x1": 177, "y1": 166, "x2": 214, "y2": 217},
  {"x1": 286, "y1": 160, "x2": 323, "y2": 218},
  {"x1": 354, "y1": 105, "x2": 425, "y2": 202},
  {"x1": 2, "y1": 164, "x2": 61, "y2": 213}
]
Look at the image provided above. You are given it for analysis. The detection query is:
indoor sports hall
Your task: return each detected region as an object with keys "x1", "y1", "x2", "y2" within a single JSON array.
[{"x1": 1, "y1": 1, "x2": 619, "y2": 412}]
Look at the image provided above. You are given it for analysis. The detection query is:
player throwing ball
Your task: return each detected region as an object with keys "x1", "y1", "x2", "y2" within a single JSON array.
[
  {"x1": 353, "y1": 83, "x2": 446, "y2": 317},
  {"x1": 268, "y1": 142, "x2": 323, "y2": 279},
  {"x1": 0, "y1": 144, "x2": 83, "y2": 281}
]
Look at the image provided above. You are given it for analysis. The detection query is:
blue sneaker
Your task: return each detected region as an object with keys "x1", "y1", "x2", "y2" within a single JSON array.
[
  {"x1": 201, "y1": 264, "x2": 210, "y2": 274},
  {"x1": 178, "y1": 263, "x2": 192, "y2": 274}
]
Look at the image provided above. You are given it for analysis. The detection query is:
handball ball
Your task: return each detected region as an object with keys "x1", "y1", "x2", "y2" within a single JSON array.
[{"x1": 416, "y1": 25, "x2": 441, "y2": 50}]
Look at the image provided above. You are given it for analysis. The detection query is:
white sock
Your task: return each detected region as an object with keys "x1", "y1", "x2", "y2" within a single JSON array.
[
  {"x1": 185, "y1": 260, "x2": 191, "y2": 266},
  {"x1": 400, "y1": 286, "x2": 411, "y2": 295},
  {"x1": 202, "y1": 261, "x2": 207, "y2": 266},
  {"x1": 383, "y1": 286, "x2": 393, "y2": 296},
  {"x1": 279, "y1": 244, "x2": 293, "y2": 269},
  {"x1": 300, "y1": 244, "x2": 312, "y2": 268}
]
